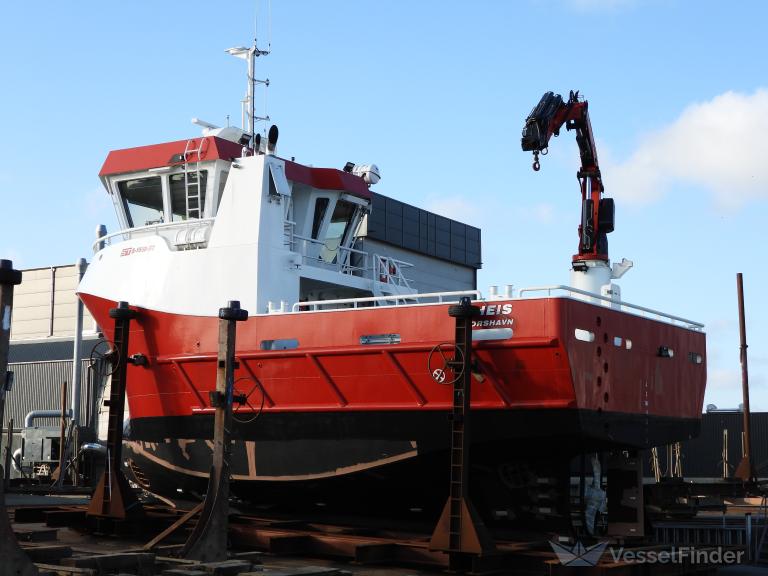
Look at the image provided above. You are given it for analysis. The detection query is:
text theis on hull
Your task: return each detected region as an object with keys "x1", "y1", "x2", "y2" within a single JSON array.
[{"x1": 77, "y1": 45, "x2": 706, "y2": 520}]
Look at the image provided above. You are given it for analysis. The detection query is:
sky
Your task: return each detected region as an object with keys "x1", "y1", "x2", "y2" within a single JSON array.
[{"x1": 1, "y1": 0, "x2": 766, "y2": 410}]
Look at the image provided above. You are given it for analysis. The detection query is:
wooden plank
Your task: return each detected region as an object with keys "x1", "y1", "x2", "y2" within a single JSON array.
[
  {"x1": 62, "y1": 552, "x2": 155, "y2": 576},
  {"x1": 143, "y1": 502, "x2": 203, "y2": 550},
  {"x1": 14, "y1": 527, "x2": 59, "y2": 542},
  {"x1": 34, "y1": 563, "x2": 96, "y2": 576},
  {"x1": 21, "y1": 545, "x2": 72, "y2": 563}
]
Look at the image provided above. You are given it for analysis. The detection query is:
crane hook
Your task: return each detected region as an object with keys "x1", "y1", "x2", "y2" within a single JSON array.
[{"x1": 532, "y1": 150, "x2": 540, "y2": 172}]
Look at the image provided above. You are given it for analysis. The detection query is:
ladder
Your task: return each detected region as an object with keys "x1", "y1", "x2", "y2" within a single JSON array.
[
  {"x1": 447, "y1": 313, "x2": 470, "y2": 552},
  {"x1": 183, "y1": 138, "x2": 205, "y2": 220},
  {"x1": 429, "y1": 298, "x2": 495, "y2": 570}
]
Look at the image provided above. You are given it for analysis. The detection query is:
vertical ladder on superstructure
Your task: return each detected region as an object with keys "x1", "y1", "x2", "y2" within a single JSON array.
[{"x1": 183, "y1": 138, "x2": 204, "y2": 220}]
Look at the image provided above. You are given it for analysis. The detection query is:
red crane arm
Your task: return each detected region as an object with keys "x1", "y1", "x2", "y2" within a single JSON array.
[{"x1": 521, "y1": 91, "x2": 612, "y2": 263}]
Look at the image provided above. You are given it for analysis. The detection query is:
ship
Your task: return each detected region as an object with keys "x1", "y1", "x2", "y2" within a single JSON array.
[{"x1": 77, "y1": 44, "x2": 706, "y2": 520}]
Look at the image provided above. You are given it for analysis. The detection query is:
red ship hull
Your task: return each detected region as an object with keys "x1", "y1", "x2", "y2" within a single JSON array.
[{"x1": 81, "y1": 292, "x2": 705, "y2": 446}]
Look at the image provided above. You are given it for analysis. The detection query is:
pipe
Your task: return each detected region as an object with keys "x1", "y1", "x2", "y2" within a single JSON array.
[
  {"x1": 24, "y1": 410, "x2": 69, "y2": 428},
  {"x1": 95, "y1": 224, "x2": 107, "y2": 253},
  {"x1": 735, "y1": 272, "x2": 754, "y2": 482},
  {"x1": 49, "y1": 266, "x2": 57, "y2": 337},
  {"x1": 70, "y1": 258, "x2": 87, "y2": 427},
  {"x1": 57, "y1": 380, "x2": 68, "y2": 486}
]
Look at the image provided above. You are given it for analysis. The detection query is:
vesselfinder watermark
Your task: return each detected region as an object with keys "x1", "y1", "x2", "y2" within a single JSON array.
[{"x1": 550, "y1": 539, "x2": 746, "y2": 567}]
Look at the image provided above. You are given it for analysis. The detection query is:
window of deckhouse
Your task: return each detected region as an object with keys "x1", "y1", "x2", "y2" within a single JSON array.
[
  {"x1": 118, "y1": 177, "x2": 164, "y2": 227},
  {"x1": 320, "y1": 200, "x2": 356, "y2": 263},
  {"x1": 311, "y1": 198, "x2": 330, "y2": 239},
  {"x1": 170, "y1": 171, "x2": 208, "y2": 221}
]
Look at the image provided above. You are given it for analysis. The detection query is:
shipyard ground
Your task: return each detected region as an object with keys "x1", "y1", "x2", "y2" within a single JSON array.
[{"x1": 5, "y1": 493, "x2": 768, "y2": 576}]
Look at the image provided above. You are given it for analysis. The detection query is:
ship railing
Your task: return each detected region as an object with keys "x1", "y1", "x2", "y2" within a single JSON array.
[
  {"x1": 92, "y1": 219, "x2": 215, "y2": 252},
  {"x1": 293, "y1": 289, "x2": 482, "y2": 312},
  {"x1": 291, "y1": 233, "x2": 369, "y2": 276},
  {"x1": 373, "y1": 254, "x2": 413, "y2": 289},
  {"x1": 517, "y1": 285, "x2": 705, "y2": 331}
]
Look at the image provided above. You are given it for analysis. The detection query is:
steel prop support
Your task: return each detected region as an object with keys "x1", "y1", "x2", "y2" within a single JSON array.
[
  {"x1": 0, "y1": 259, "x2": 38, "y2": 576},
  {"x1": 181, "y1": 300, "x2": 248, "y2": 562},
  {"x1": 429, "y1": 296, "x2": 495, "y2": 570},
  {"x1": 87, "y1": 301, "x2": 144, "y2": 520}
]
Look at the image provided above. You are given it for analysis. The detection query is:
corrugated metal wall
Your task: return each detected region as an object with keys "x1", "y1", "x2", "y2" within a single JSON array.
[
  {"x1": 2, "y1": 359, "x2": 99, "y2": 430},
  {"x1": 679, "y1": 412, "x2": 768, "y2": 479}
]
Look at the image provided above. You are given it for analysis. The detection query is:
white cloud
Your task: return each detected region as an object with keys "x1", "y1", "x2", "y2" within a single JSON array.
[
  {"x1": 604, "y1": 89, "x2": 768, "y2": 209},
  {"x1": 566, "y1": 0, "x2": 633, "y2": 11},
  {"x1": 708, "y1": 368, "x2": 740, "y2": 390}
]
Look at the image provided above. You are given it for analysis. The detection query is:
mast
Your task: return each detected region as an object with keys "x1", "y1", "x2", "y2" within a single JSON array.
[{"x1": 226, "y1": 38, "x2": 270, "y2": 147}]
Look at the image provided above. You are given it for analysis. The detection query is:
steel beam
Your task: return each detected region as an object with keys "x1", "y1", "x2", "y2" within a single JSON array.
[{"x1": 0, "y1": 259, "x2": 38, "y2": 576}]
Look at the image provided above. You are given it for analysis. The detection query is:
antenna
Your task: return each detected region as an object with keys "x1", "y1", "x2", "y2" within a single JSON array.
[{"x1": 226, "y1": 37, "x2": 270, "y2": 148}]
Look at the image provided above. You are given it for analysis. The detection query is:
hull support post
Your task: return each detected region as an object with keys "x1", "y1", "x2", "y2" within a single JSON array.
[
  {"x1": 606, "y1": 450, "x2": 644, "y2": 538},
  {"x1": 181, "y1": 301, "x2": 248, "y2": 562},
  {"x1": 87, "y1": 301, "x2": 144, "y2": 523},
  {"x1": 429, "y1": 297, "x2": 496, "y2": 570},
  {"x1": 0, "y1": 259, "x2": 38, "y2": 576}
]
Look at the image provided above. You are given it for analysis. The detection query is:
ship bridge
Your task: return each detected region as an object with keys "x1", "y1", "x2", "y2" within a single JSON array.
[{"x1": 92, "y1": 128, "x2": 481, "y2": 314}]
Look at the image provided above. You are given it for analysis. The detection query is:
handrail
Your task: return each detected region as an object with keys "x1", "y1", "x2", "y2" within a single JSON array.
[
  {"x1": 92, "y1": 218, "x2": 215, "y2": 252},
  {"x1": 518, "y1": 284, "x2": 705, "y2": 330},
  {"x1": 292, "y1": 233, "x2": 369, "y2": 258},
  {"x1": 292, "y1": 289, "x2": 482, "y2": 312},
  {"x1": 291, "y1": 233, "x2": 370, "y2": 276}
]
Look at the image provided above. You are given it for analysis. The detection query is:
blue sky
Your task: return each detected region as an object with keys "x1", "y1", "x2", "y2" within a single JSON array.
[{"x1": 1, "y1": 0, "x2": 766, "y2": 410}]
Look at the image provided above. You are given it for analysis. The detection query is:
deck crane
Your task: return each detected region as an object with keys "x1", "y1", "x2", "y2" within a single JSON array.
[{"x1": 521, "y1": 90, "x2": 632, "y2": 297}]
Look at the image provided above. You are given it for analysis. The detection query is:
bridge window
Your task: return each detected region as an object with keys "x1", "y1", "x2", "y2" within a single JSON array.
[
  {"x1": 311, "y1": 198, "x2": 330, "y2": 239},
  {"x1": 170, "y1": 171, "x2": 208, "y2": 221},
  {"x1": 320, "y1": 200, "x2": 356, "y2": 263},
  {"x1": 118, "y1": 177, "x2": 163, "y2": 227}
]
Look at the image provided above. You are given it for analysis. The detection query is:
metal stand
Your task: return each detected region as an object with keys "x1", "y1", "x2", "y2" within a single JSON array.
[
  {"x1": 606, "y1": 450, "x2": 644, "y2": 538},
  {"x1": 181, "y1": 301, "x2": 248, "y2": 562},
  {"x1": 0, "y1": 259, "x2": 38, "y2": 576},
  {"x1": 429, "y1": 297, "x2": 495, "y2": 570},
  {"x1": 87, "y1": 301, "x2": 143, "y2": 521}
]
